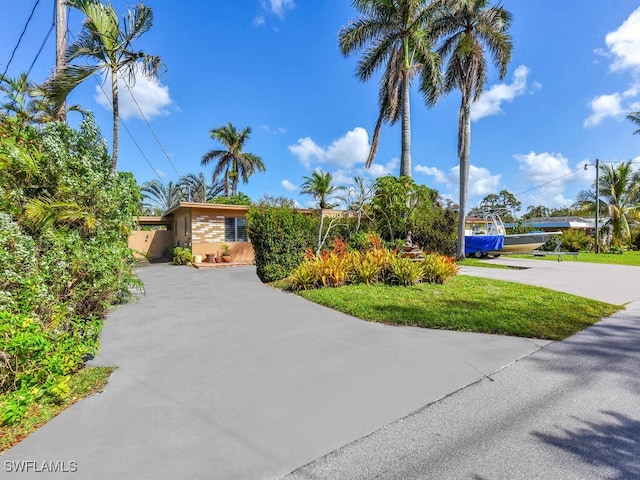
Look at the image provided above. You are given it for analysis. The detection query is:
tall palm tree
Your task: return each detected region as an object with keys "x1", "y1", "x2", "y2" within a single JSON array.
[
  {"x1": 141, "y1": 179, "x2": 183, "y2": 215},
  {"x1": 47, "y1": 0, "x2": 163, "y2": 173},
  {"x1": 301, "y1": 169, "x2": 340, "y2": 209},
  {"x1": 339, "y1": 0, "x2": 441, "y2": 176},
  {"x1": 432, "y1": 0, "x2": 512, "y2": 259},
  {"x1": 0, "y1": 72, "x2": 34, "y2": 124},
  {"x1": 575, "y1": 161, "x2": 640, "y2": 246},
  {"x1": 178, "y1": 172, "x2": 225, "y2": 202},
  {"x1": 201, "y1": 122, "x2": 265, "y2": 196},
  {"x1": 628, "y1": 112, "x2": 640, "y2": 135}
]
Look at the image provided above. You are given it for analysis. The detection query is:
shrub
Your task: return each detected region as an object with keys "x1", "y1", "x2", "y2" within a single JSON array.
[
  {"x1": 247, "y1": 206, "x2": 318, "y2": 282},
  {"x1": 421, "y1": 253, "x2": 459, "y2": 284},
  {"x1": 388, "y1": 255, "x2": 424, "y2": 286},
  {"x1": 348, "y1": 251, "x2": 383, "y2": 285},
  {"x1": 171, "y1": 246, "x2": 194, "y2": 265},
  {"x1": 561, "y1": 230, "x2": 591, "y2": 252}
]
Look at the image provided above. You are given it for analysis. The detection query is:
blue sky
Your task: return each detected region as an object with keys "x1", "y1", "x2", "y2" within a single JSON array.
[{"x1": 2, "y1": 0, "x2": 640, "y2": 212}]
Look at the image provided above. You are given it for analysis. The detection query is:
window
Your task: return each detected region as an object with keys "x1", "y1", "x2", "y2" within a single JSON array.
[{"x1": 225, "y1": 217, "x2": 247, "y2": 242}]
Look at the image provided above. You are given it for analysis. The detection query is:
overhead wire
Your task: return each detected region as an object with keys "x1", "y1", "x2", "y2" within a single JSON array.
[
  {"x1": 122, "y1": 77, "x2": 182, "y2": 178},
  {"x1": 2, "y1": 0, "x2": 43, "y2": 79}
]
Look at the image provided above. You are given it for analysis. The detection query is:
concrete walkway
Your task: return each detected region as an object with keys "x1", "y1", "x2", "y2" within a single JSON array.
[{"x1": 4, "y1": 265, "x2": 549, "y2": 480}]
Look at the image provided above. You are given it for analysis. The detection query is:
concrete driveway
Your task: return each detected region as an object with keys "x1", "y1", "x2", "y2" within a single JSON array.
[{"x1": 4, "y1": 265, "x2": 549, "y2": 480}]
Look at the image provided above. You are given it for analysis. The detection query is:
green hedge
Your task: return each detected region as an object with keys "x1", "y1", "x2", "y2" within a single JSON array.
[{"x1": 247, "y1": 206, "x2": 318, "y2": 282}]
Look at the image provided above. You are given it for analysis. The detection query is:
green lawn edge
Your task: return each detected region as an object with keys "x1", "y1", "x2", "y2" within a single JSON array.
[
  {"x1": 509, "y1": 251, "x2": 640, "y2": 266},
  {"x1": 298, "y1": 276, "x2": 622, "y2": 341},
  {"x1": 0, "y1": 366, "x2": 114, "y2": 453}
]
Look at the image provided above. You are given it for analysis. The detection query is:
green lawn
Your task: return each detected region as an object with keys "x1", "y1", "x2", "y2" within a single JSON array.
[
  {"x1": 458, "y1": 258, "x2": 523, "y2": 269},
  {"x1": 511, "y1": 250, "x2": 640, "y2": 266},
  {"x1": 0, "y1": 367, "x2": 114, "y2": 453},
  {"x1": 299, "y1": 276, "x2": 621, "y2": 341}
]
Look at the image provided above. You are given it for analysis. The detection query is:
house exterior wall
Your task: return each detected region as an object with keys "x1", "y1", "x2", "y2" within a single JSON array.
[
  {"x1": 188, "y1": 206, "x2": 254, "y2": 262},
  {"x1": 128, "y1": 230, "x2": 173, "y2": 259}
]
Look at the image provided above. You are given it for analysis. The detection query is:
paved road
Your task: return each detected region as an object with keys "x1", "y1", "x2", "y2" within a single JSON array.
[
  {"x1": 3, "y1": 265, "x2": 549, "y2": 480},
  {"x1": 460, "y1": 257, "x2": 640, "y2": 305},
  {"x1": 284, "y1": 300, "x2": 640, "y2": 480}
]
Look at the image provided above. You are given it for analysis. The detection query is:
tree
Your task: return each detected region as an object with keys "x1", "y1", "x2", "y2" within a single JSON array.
[
  {"x1": 178, "y1": 172, "x2": 225, "y2": 203},
  {"x1": 141, "y1": 179, "x2": 183, "y2": 215},
  {"x1": 201, "y1": 122, "x2": 265, "y2": 196},
  {"x1": 575, "y1": 161, "x2": 640, "y2": 246},
  {"x1": 628, "y1": 111, "x2": 640, "y2": 135},
  {"x1": 300, "y1": 169, "x2": 340, "y2": 209},
  {"x1": 47, "y1": 0, "x2": 163, "y2": 173},
  {"x1": 339, "y1": 0, "x2": 441, "y2": 176},
  {"x1": 432, "y1": 0, "x2": 513, "y2": 258},
  {"x1": 469, "y1": 189, "x2": 521, "y2": 221},
  {"x1": 522, "y1": 205, "x2": 551, "y2": 220}
]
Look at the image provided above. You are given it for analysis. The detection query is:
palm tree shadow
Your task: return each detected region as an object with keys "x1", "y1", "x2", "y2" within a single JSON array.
[{"x1": 532, "y1": 410, "x2": 640, "y2": 480}]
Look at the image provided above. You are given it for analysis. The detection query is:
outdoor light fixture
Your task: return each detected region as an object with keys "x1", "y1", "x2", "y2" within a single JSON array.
[{"x1": 584, "y1": 159, "x2": 600, "y2": 253}]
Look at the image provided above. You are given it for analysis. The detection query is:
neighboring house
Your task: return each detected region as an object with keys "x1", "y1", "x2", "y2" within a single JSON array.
[
  {"x1": 129, "y1": 202, "x2": 253, "y2": 261},
  {"x1": 504, "y1": 216, "x2": 600, "y2": 234}
]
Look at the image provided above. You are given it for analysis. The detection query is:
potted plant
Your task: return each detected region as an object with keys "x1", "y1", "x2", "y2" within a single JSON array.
[{"x1": 221, "y1": 244, "x2": 232, "y2": 263}]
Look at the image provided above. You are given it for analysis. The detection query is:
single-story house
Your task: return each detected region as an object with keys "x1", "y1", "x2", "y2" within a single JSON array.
[{"x1": 128, "y1": 203, "x2": 349, "y2": 262}]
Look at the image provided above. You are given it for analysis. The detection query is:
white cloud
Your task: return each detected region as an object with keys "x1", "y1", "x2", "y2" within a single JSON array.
[
  {"x1": 262, "y1": 0, "x2": 295, "y2": 17},
  {"x1": 514, "y1": 151, "x2": 590, "y2": 208},
  {"x1": 260, "y1": 124, "x2": 286, "y2": 134},
  {"x1": 281, "y1": 179, "x2": 297, "y2": 191},
  {"x1": 605, "y1": 7, "x2": 640, "y2": 72},
  {"x1": 253, "y1": 16, "x2": 265, "y2": 27},
  {"x1": 365, "y1": 157, "x2": 399, "y2": 178},
  {"x1": 415, "y1": 163, "x2": 500, "y2": 199},
  {"x1": 288, "y1": 127, "x2": 370, "y2": 169},
  {"x1": 94, "y1": 69, "x2": 172, "y2": 121},
  {"x1": 586, "y1": 8, "x2": 640, "y2": 127},
  {"x1": 471, "y1": 65, "x2": 532, "y2": 121},
  {"x1": 584, "y1": 93, "x2": 624, "y2": 128}
]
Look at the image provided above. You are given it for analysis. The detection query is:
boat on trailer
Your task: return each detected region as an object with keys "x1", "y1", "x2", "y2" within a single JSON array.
[{"x1": 465, "y1": 211, "x2": 561, "y2": 258}]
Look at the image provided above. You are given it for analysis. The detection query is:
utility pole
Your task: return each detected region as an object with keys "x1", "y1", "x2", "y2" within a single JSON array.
[
  {"x1": 55, "y1": 0, "x2": 67, "y2": 122},
  {"x1": 595, "y1": 158, "x2": 600, "y2": 253}
]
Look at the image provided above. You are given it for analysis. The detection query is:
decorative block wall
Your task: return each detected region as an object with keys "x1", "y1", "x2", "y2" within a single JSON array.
[{"x1": 192, "y1": 214, "x2": 225, "y2": 243}]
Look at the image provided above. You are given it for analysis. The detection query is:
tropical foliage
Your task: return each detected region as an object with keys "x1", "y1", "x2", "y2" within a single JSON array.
[
  {"x1": 574, "y1": 161, "x2": 640, "y2": 246},
  {"x1": 339, "y1": 0, "x2": 441, "y2": 176},
  {"x1": 0, "y1": 115, "x2": 141, "y2": 425},
  {"x1": 430, "y1": 0, "x2": 513, "y2": 259},
  {"x1": 628, "y1": 111, "x2": 640, "y2": 135},
  {"x1": 300, "y1": 169, "x2": 340, "y2": 209},
  {"x1": 201, "y1": 122, "x2": 265, "y2": 197},
  {"x1": 46, "y1": 0, "x2": 163, "y2": 172}
]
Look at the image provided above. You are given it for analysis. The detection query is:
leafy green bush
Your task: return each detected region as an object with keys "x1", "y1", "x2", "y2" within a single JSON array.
[
  {"x1": 0, "y1": 115, "x2": 141, "y2": 424},
  {"x1": 0, "y1": 311, "x2": 102, "y2": 425},
  {"x1": 388, "y1": 256, "x2": 424, "y2": 286},
  {"x1": 171, "y1": 246, "x2": 194, "y2": 265},
  {"x1": 560, "y1": 230, "x2": 591, "y2": 252},
  {"x1": 247, "y1": 206, "x2": 318, "y2": 282}
]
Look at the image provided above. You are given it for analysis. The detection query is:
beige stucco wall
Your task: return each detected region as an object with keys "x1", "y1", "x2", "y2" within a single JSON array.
[{"x1": 128, "y1": 230, "x2": 174, "y2": 259}]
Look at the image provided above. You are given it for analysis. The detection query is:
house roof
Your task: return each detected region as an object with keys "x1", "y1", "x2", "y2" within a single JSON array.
[{"x1": 162, "y1": 202, "x2": 250, "y2": 217}]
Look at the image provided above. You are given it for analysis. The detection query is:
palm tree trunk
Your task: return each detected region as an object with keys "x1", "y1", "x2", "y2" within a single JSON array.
[
  {"x1": 456, "y1": 95, "x2": 471, "y2": 260},
  {"x1": 111, "y1": 69, "x2": 119, "y2": 173},
  {"x1": 400, "y1": 74, "x2": 412, "y2": 177}
]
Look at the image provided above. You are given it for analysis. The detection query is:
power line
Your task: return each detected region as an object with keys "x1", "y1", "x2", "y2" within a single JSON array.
[
  {"x1": 513, "y1": 166, "x2": 586, "y2": 198},
  {"x1": 26, "y1": 23, "x2": 55, "y2": 78},
  {"x1": 2, "y1": 0, "x2": 43, "y2": 79},
  {"x1": 122, "y1": 77, "x2": 182, "y2": 178}
]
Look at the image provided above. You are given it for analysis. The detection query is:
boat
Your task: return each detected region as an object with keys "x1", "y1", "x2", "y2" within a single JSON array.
[{"x1": 465, "y1": 211, "x2": 560, "y2": 257}]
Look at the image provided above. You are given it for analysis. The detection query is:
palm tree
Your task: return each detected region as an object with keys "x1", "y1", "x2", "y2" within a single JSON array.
[
  {"x1": 141, "y1": 179, "x2": 183, "y2": 215},
  {"x1": 178, "y1": 172, "x2": 225, "y2": 203},
  {"x1": 47, "y1": 0, "x2": 163, "y2": 173},
  {"x1": 201, "y1": 122, "x2": 265, "y2": 196},
  {"x1": 628, "y1": 112, "x2": 640, "y2": 135},
  {"x1": 301, "y1": 169, "x2": 340, "y2": 209},
  {"x1": 432, "y1": 0, "x2": 513, "y2": 259},
  {"x1": 575, "y1": 161, "x2": 640, "y2": 246},
  {"x1": 0, "y1": 72, "x2": 34, "y2": 124},
  {"x1": 339, "y1": 0, "x2": 441, "y2": 175}
]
